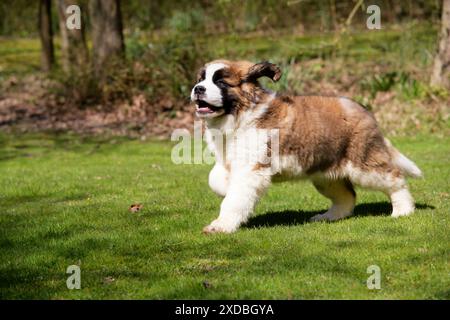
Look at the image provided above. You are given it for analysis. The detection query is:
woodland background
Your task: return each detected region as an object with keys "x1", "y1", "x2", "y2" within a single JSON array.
[{"x1": 0, "y1": 0, "x2": 448, "y2": 137}]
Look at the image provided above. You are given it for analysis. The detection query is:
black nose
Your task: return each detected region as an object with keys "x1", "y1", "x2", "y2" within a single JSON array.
[{"x1": 194, "y1": 85, "x2": 206, "y2": 95}]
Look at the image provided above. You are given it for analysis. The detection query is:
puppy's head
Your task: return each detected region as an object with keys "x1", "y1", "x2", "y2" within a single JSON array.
[{"x1": 191, "y1": 60, "x2": 281, "y2": 118}]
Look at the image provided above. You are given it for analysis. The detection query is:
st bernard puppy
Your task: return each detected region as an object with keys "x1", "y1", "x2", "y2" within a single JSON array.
[{"x1": 191, "y1": 60, "x2": 422, "y2": 234}]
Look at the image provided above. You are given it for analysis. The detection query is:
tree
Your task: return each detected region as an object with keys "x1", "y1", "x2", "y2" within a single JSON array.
[
  {"x1": 38, "y1": 0, "x2": 54, "y2": 72},
  {"x1": 57, "y1": 0, "x2": 88, "y2": 73},
  {"x1": 431, "y1": 0, "x2": 450, "y2": 87},
  {"x1": 89, "y1": 0, "x2": 125, "y2": 76}
]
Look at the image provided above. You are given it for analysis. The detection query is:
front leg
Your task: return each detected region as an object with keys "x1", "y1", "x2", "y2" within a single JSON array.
[
  {"x1": 203, "y1": 168, "x2": 271, "y2": 234},
  {"x1": 208, "y1": 164, "x2": 229, "y2": 197}
]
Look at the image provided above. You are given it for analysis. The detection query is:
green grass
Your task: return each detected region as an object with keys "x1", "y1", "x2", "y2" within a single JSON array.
[
  {"x1": 0, "y1": 133, "x2": 449, "y2": 299},
  {"x1": 0, "y1": 37, "x2": 64, "y2": 77},
  {"x1": 0, "y1": 38, "x2": 42, "y2": 76}
]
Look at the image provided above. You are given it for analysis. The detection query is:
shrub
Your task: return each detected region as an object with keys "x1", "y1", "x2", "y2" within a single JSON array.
[
  {"x1": 361, "y1": 72, "x2": 398, "y2": 99},
  {"x1": 361, "y1": 71, "x2": 431, "y2": 101}
]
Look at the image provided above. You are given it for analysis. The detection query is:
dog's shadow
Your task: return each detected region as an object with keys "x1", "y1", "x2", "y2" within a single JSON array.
[{"x1": 244, "y1": 202, "x2": 434, "y2": 229}]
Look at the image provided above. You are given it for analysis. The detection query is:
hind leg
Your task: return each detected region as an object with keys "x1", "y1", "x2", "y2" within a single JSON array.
[
  {"x1": 310, "y1": 179, "x2": 356, "y2": 222},
  {"x1": 344, "y1": 164, "x2": 415, "y2": 217},
  {"x1": 388, "y1": 187, "x2": 414, "y2": 217}
]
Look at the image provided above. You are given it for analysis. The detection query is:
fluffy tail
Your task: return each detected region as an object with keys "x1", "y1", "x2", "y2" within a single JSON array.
[{"x1": 384, "y1": 138, "x2": 423, "y2": 178}]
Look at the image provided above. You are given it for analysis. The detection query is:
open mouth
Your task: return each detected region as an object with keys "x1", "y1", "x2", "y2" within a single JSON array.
[{"x1": 196, "y1": 100, "x2": 222, "y2": 114}]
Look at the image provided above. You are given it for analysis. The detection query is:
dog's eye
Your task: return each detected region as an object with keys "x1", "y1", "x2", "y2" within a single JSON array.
[
  {"x1": 216, "y1": 79, "x2": 229, "y2": 86},
  {"x1": 213, "y1": 70, "x2": 229, "y2": 86}
]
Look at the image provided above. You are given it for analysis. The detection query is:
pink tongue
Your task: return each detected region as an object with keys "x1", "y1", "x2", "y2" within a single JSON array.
[{"x1": 198, "y1": 107, "x2": 213, "y2": 113}]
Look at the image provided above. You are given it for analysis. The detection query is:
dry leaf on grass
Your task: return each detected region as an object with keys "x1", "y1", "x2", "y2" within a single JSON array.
[
  {"x1": 129, "y1": 203, "x2": 143, "y2": 213},
  {"x1": 103, "y1": 276, "x2": 115, "y2": 284}
]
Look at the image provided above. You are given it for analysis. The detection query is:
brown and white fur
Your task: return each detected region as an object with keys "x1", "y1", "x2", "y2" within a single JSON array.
[{"x1": 191, "y1": 60, "x2": 422, "y2": 234}]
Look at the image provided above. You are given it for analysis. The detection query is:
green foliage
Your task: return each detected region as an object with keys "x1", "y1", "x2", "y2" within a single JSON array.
[
  {"x1": 125, "y1": 30, "x2": 148, "y2": 60},
  {"x1": 166, "y1": 9, "x2": 205, "y2": 33},
  {"x1": 0, "y1": 133, "x2": 448, "y2": 299},
  {"x1": 0, "y1": 0, "x2": 38, "y2": 37},
  {"x1": 361, "y1": 72, "x2": 430, "y2": 101},
  {"x1": 361, "y1": 72, "x2": 398, "y2": 98},
  {"x1": 142, "y1": 31, "x2": 211, "y2": 100},
  {"x1": 397, "y1": 73, "x2": 427, "y2": 100}
]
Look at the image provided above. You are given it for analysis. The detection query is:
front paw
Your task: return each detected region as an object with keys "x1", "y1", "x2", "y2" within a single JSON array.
[{"x1": 202, "y1": 219, "x2": 237, "y2": 234}]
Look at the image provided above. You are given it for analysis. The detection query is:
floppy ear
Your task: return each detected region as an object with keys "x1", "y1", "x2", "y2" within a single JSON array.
[{"x1": 245, "y1": 61, "x2": 282, "y2": 82}]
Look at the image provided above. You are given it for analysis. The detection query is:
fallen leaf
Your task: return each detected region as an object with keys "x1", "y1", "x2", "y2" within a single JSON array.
[
  {"x1": 103, "y1": 276, "x2": 115, "y2": 284},
  {"x1": 129, "y1": 203, "x2": 143, "y2": 213}
]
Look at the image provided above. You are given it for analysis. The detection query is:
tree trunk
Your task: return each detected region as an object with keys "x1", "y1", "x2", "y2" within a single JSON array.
[
  {"x1": 329, "y1": 0, "x2": 337, "y2": 30},
  {"x1": 57, "y1": 0, "x2": 88, "y2": 73},
  {"x1": 89, "y1": 0, "x2": 125, "y2": 76},
  {"x1": 431, "y1": 0, "x2": 450, "y2": 87},
  {"x1": 38, "y1": 0, "x2": 54, "y2": 72}
]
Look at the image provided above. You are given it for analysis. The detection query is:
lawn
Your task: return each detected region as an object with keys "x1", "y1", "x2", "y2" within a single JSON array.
[{"x1": 0, "y1": 132, "x2": 448, "y2": 299}]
